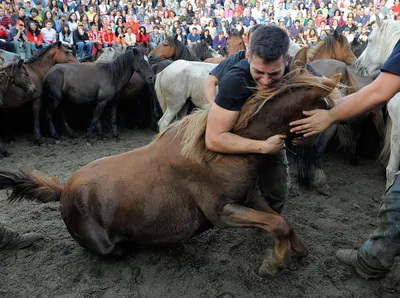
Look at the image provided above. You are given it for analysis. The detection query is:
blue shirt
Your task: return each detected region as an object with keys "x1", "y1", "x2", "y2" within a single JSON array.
[
  {"x1": 187, "y1": 33, "x2": 201, "y2": 43},
  {"x1": 381, "y1": 39, "x2": 400, "y2": 75}
]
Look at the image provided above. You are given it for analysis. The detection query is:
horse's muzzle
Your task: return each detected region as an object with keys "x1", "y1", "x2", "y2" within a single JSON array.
[{"x1": 27, "y1": 86, "x2": 36, "y2": 95}]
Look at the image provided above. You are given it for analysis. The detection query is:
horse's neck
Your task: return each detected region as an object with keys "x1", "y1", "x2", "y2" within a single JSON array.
[
  {"x1": 180, "y1": 47, "x2": 201, "y2": 61},
  {"x1": 25, "y1": 57, "x2": 55, "y2": 79},
  {"x1": 111, "y1": 55, "x2": 136, "y2": 87}
]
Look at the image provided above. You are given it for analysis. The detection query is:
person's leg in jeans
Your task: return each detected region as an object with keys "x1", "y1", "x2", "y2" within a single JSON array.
[
  {"x1": 84, "y1": 42, "x2": 93, "y2": 57},
  {"x1": 12, "y1": 40, "x2": 21, "y2": 56},
  {"x1": 76, "y1": 41, "x2": 84, "y2": 58},
  {"x1": 337, "y1": 173, "x2": 400, "y2": 283},
  {"x1": 23, "y1": 41, "x2": 32, "y2": 60},
  {"x1": 257, "y1": 149, "x2": 290, "y2": 214}
]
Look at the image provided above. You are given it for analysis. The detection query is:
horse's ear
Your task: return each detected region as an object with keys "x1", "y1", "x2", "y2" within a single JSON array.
[
  {"x1": 290, "y1": 46, "x2": 308, "y2": 72},
  {"x1": 173, "y1": 34, "x2": 178, "y2": 41},
  {"x1": 375, "y1": 14, "x2": 382, "y2": 27},
  {"x1": 239, "y1": 27, "x2": 244, "y2": 37},
  {"x1": 18, "y1": 59, "x2": 24, "y2": 67},
  {"x1": 333, "y1": 29, "x2": 340, "y2": 40},
  {"x1": 312, "y1": 73, "x2": 342, "y2": 98}
]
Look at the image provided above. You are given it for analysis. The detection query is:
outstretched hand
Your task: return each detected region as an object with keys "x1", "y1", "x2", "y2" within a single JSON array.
[{"x1": 289, "y1": 109, "x2": 335, "y2": 137}]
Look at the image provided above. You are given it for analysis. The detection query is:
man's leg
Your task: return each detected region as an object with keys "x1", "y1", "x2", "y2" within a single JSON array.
[
  {"x1": 76, "y1": 42, "x2": 84, "y2": 58},
  {"x1": 337, "y1": 173, "x2": 400, "y2": 279},
  {"x1": 24, "y1": 41, "x2": 32, "y2": 60},
  {"x1": 257, "y1": 149, "x2": 290, "y2": 214},
  {"x1": 12, "y1": 40, "x2": 21, "y2": 56},
  {"x1": 0, "y1": 223, "x2": 41, "y2": 251}
]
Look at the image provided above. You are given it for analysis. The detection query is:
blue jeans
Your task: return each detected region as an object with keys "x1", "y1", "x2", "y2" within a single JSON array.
[
  {"x1": 356, "y1": 173, "x2": 400, "y2": 277},
  {"x1": 76, "y1": 41, "x2": 93, "y2": 58}
]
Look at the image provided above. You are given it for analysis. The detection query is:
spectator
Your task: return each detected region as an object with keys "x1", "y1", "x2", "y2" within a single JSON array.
[
  {"x1": 124, "y1": 25, "x2": 136, "y2": 46},
  {"x1": 201, "y1": 28, "x2": 213, "y2": 46},
  {"x1": 26, "y1": 20, "x2": 43, "y2": 51},
  {"x1": 314, "y1": 10, "x2": 327, "y2": 27},
  {"x1": 9, "y1": 20, "x2": 31, "y2": 60},
  {"x1": 73, "y1": 22, "x2": 92, "y2": 58},
  {"x1": 0, "y1": 7, "x2": 12, "y2": 30},
  {"x1": 212, "y1": 29, "x2": 226, "y2": 50},
  {"x1": 307, "y1": 28, "x2": 318, "y2": 47},
  {"x1": 102, "y1": 25, "x2": 115, "y2": 48},
  {"x1": 289, "y1": 19, "x2": 303, "y2": 39},
  {"x1": 88, "y1": 23, "x2": 103, "y2": 53},
  {"x1": 149, "y1": 25, "x2": 165, "y2": 49},
  {"x1": 59, "y1": 24, "x2": 75, "y2": 56},
  {"x1": 175, "y1": 26, "x2": 186, "y2": 45},
  {"x1": 187, "y1": 26, "x2": 200, "y2": 47},
  {"x1": 136, "y1": 25, "x2": 149, "y2": 45},
  {"x1": 11, "y1": 6, "x2": 28, "y2": 27},
  {"x1": 0, "y1": 24, "x2": 14, "y2": 52}
]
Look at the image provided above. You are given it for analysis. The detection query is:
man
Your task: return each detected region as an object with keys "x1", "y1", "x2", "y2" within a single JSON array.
[
  {"x1": 0, "y1": 6, "x2": 12, "y2": 30},
  {"x1": 10, "y1": 6, "x2": 27, "y2": 27},
  {"x1": 186, "y1": 26, "x2": 200, "y2": 47},
  {"x1": 204, "y1": 25, "x2": 316, "y2": 214},
  {"x1": 149, "y1": 25, "x2": 165, "y2": 49},
  {"x1": 289, "y1": 39, "x2": 400, "y2": 290},
  {"x1": 0, "y1": 223, "x2": 41, "y2": 251},
  {"x1": 73, "y1": 22, "x2": 92, "y2": 58},
  {"x1": 9, "y1": 19, "x2": 31, "y2": 60}
]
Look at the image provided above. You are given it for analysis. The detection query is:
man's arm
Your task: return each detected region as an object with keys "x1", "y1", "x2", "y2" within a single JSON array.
[
  {"x1": 205, "y1": 103, "x2": 286, "y2": 154},
  {"x1": 203, "y1": 74, "x2": 219, "y2": 103}
]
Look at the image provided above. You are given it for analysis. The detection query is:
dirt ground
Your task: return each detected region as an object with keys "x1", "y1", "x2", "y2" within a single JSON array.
[{"x1": 0, "y1": 127, "x2": 398, "y2": 298}]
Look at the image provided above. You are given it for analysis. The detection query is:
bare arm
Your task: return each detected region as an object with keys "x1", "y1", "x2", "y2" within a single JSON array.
[
  {"x1": 290, "y1": 71, "x2": 400, "y2": 136},
  {"x1": 203, "y1": 74, "x2": 219, "y2": 103},
  {"x1": 205, "y1": 103, "x2": 286, "y2": 154}
]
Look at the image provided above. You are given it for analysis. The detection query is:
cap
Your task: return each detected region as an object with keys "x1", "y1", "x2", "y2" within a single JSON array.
[
  {"x1": 78, "y1": 22, "x2": 83, "y2": 26},
  {"x1": 16, "y1": 20, "x2": 24, "y2": 26}
]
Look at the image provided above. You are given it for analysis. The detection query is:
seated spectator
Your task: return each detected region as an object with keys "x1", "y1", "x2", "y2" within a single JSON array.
[
  {"x1": 293, "y1": 30, "x2": 308, "y2": 48},
  {"x1": 0, "y1": 24, "x2": 14, "y2": 52},
  {"x1": 124, "y1": 26, "x2": 136, "y2": 46},
  {"x1": 307, "y1": 28, "x2": 318, "y2": 47},
  {"x1": 26, "y1": 21, "x2": 43, "y2": 51},
  {"x1": 102, "y1": 25, "x2": 115, "y2": 48},
  {"x1": 136, "y1": 26, "x2": 149, "y2": 46},
  {"x1": 186, "y1": 26, "x2": 200, "y2": 48},
  {"x1": 27, "y1": 8, "x2": 42, "y2": 29},
  {"x1": 59, "y1": 24, "x2": 75, "y2": 56},
  {"x1": 0, "y1": 7, "x2": 11, "y2": 30},
  {"x1": 289, "y1": 19, "x2": 303, "y2": 39},
  {"x1": 314, "y1": 10, "x2": 326, "y2": 27},
  {"x1": 342, "y1": 27, "x2": 355, "y2": 43},
  {"x1": 73, "y1": 22, "x2": 93, "y2": 58},
  {"x1": 201, "y1": 28, "x2": 213, "y2": 47},
  {"x1": 175, "y1": 27, "x2": 186, "y2": 45},
  {"x1": 88, "y1": 24, "x2": 103, "y2": 53},
  {"x1": 41, "y1": 20, "x2": 57, "y2": 47},
  {"x1": 149, "y1": 25, "x2": 165, "y2": 49},
  {"x1": 9, "y1": 20, "x2": 32, "y2": 60},
  {"x1": 212, "y1": 30, "x2": 227, "y2": 50},
  {"x1": 125, "y1": 14, "x2": 139, "y2": 34}
]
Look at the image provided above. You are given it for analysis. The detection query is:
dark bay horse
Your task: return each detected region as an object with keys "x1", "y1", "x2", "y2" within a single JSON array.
[
  {"x1": 307, "y1": 30, "x2": 356, "y2": 65},
  {"x1": 0, "y1": 42, "x2": 78, "y2": 144},
  {"x1": 351, "y1": 39, "x2": 368, "y2": 58},
  {"x1": 0, "y1": 60, "x2": 36, "y2": 157},
  {"x1": 42, "y1": 48, "x2": 155, "y2": 145},
  {"x1": 0, "y1": 69, "x2": 340, "y2": 277},
  {"x1": 148, "y1": 36, "x2": 201, "y2": 63}
]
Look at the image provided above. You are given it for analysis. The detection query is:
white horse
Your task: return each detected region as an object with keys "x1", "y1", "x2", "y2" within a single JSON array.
[
  {"x1": 155, "y1": 41, "x2": 301, "y2": 131},
  {"x1": 355, "y1": 16, "x2": 400, "y2": 188},
  {"x1": 156, "y1": 60, "x2": 216, "y2": 131}
]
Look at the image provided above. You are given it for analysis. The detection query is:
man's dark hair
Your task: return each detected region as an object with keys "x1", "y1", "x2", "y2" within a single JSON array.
[
  {"x1": 249, "y1": 25, "x2": 289, "y2": 62},
  {"x1": 248, "y1": 24, "x2": 262, "y2": 41}
]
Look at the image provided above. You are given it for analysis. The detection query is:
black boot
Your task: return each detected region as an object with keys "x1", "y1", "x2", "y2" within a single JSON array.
[{"x1": 0, "y1": 223, "x2": 42, "y2": 251}]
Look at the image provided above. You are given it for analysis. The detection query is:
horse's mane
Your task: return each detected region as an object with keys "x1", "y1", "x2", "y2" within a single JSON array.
[
  {"x1": 192, "y1": 41, "x2": 214, "y2": 60},
  {"x1": 373, "y1": 19, "x2": 400, "y2": 54},
  {"x1": 97, "y1": 49, "x2": 139, "y2": 85},
  {"x1": 168, "y1": 36, "x2": 201, "y2": 61},
  {"x1": 26, "y1": 42, "x2": 64, "y2": 64},
  {"x1": 154, "y1": 68, "x2": 338, "y2": 164},
  {"x1": 307, "y1": 33, "x2": 348, "y2": 61},
  {"x1": 0, "y1": 60, "x2": 21, "y2": 92}
]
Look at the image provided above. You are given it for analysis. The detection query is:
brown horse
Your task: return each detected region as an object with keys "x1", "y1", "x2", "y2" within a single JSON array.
[
  {"x1": 307, "y1": 30, "x2": 356, "y2": 64},
  {"x1": 148, "y1": 36, "x2": 202, "y2": 63},
  {"x1": 0, "y1": 68, "x2": 340, "y2": 277},
  {"x1": 205, "y1": 29, "x2": 246, "y2": 64},
  {"x1": 0, "y1": 42, "x2": 78, "y2": 144},
  {"x1": 0, "y1": 60, "x2": 36, "y2": 157}
]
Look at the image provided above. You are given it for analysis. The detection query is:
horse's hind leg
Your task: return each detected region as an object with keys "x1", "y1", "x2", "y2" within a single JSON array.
[
  {"x1": 111, "y1": 102, "x2": 120, "y2": 141},
  {"x1": 32, "y1": 98, "x2": 44, "y2": 144},
  {"x1": 213, "y1": 203, "x2": 295, "y2": 277},
  {"x1": 158, "y1": 105, "x2": 180, "y2": 132},
  {"x1": 59, "y1": 103, "x2": 76, "y2": 138},
  {"x1": 87, "y1": 100, "x2": 108, "y2": 145},
  {"x1": 45, "y1": 94, "x2": 62, "y2": 141}
]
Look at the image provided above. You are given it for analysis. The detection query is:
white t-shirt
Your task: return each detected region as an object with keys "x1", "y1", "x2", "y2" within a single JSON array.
[{"x1": 41, "y1": 28, "x2": 56, "y2": 43}]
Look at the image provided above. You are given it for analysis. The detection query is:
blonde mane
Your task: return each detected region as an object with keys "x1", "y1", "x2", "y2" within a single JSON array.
[{"x1": 154, "y1": 68, "x2": 338, "y2": 164}]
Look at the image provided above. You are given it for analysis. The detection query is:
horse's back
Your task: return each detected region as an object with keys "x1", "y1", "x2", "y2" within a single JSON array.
[{"x1": 60, "y1": 136, "x2": 212, "y2": 246}]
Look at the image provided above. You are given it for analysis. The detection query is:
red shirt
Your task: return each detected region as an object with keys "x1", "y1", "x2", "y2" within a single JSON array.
[
  {"x1": 136, "y1": 32, "x2": 149, "y2": 44},
  {"x1": 102, "y1": 32, "x2": 115, "y2": 45},
  {"x1": 26, "y1": 30, "x2": 43, "y2": 45},
  {"x1": 0, "y1": 25, "x2": 8, "y2": 40},
  {"x1": 125, "y1": 21, "x2": 139, "y2": 34}
]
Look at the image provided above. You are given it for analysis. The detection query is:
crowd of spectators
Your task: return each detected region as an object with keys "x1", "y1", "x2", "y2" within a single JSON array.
[{"x1": 0, "y1": 0, "x2": 398, "y2": 59}]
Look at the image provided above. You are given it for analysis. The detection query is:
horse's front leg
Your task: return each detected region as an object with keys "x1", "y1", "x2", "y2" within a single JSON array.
[
  {"x1": 87, "y1": 100, "x2": 108, "y2": 146},
  {"x1": 32, "y1": 98, "x2": 44, "y2": 145},
  {"x1": 111, "y1": 102, "x2": 120, "y2": 141},
  {"x1": 59, "y1": 103, "x2": 76, "y2": 138},
  {"x1": 247, "y1": 193, "x2": 308, "y2": 258},
  {"x1": 213, "y1": 203, "x2": 296, "y2": 277}
]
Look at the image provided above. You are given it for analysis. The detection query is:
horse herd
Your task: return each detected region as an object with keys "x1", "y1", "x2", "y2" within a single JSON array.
[{"x1": 0, "y1": 17, "x2": 399, "y2": 277}]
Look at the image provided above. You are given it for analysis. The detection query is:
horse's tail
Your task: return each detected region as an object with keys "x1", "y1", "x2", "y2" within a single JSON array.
[
  {"x1": 155, "y1": 69, "x2": 167, "y2": 112},
  {"x1": 378, "y1": 117, "x2": 392, "y2": 166},
  {"x1": 0, "y1": 168, "x2": 64, "y2": 203}
]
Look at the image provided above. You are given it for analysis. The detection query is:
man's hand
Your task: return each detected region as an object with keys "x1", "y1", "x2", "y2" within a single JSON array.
[
  {"x1": 289, "y1": 109, "x2": 335, "y2": 137},
  {"x1": 259, "y1": 134, "x2": 286, "y2": 154}
]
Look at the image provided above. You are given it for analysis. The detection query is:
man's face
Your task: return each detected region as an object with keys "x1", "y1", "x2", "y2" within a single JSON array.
[
  {"x1": 248, "y1": 54, "x2": 289, "y2": 90},
  {"x1": 192, "y1": 28, "x2": 197, "y2": 35},
  {"x1": 19, "y1": 8, "x2": 25, "y2": 17}
]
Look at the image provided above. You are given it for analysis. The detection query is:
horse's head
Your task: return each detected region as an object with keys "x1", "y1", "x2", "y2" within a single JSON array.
[
  {"x1": 0, "y1": 60, "x2": 35, "y2": 105},
  {"x1": 226, "y1": 28, "x2": 245, "y2": 56},
  {"x1": 52, "y1": 42, "x2": 78, "y2": 64},
  {"x1": 331, "y1": 30, "x2": 356, "y2": 65},
  {"x1": 355, "y1": 16, "x2": 400, "y2": 77},
  {"x1": 148, "y1": 36, "x2": 177, "y2": 64},
  {"x1": 132, "y1": 47, "x2": 155, "y2": 84}
]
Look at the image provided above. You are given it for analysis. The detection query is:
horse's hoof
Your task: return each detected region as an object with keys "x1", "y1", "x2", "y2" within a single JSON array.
[
  {"x1": 258, "y1": 262, "x2": 279, "y2": 278},
  {"x1": 55, "y1": 139, "x2": 61, "y2": 144},
  {"x1": 85, "y1": 141, "x2": 93, "y2": 147}
]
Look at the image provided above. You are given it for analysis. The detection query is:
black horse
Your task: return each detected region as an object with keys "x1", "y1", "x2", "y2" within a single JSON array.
[{"x1": 42, "y1": 48, "x2": 155, "y2": 145}]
